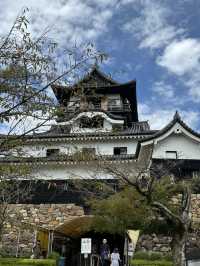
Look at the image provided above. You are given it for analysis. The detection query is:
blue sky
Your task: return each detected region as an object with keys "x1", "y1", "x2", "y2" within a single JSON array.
[{"x1": 0, "y1": 0, "x2": 200, "y2": 131}]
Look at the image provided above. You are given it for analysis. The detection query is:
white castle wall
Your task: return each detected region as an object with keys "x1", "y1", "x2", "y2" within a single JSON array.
[
  {"x1": 32, "y1": 163, "x2": 114, "y2": 179},
  {"x1": 153, "y1": 133, "x2": 200, "y2": 160},
  {"x1": 21, "y1": 139, "x2": 138, "y2": 158}
]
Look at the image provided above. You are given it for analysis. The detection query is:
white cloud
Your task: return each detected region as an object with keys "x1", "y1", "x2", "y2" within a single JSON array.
[
  {"x1": 0, "y1": 0, "x2": 115, "y2": 47},
  {"x1": 157, "y1": 39, "x2": 200, "y2": 75},
  {"x1": 151, "y1": 80, "x2": 190, "y2": 106},
  {"x1": 152, "y1": 81, "x2": 174, "y2": 99},
  {"x1": 0, "y1": 0, "x2": 120, "y2": 135},
  {"x1": 185, "y1": 72, "x2": 200, "y2": 102},
  {"x1": 123, "y1": 0, "x2": 185, "y2": 49},
  {"x1": 140, "y1": 26, "x2": 184, "y2": 50},
  {"x1": 139, "y1": 103, "x2": 174, "y2": 129},
  {"x1": 139, "y1": 103, "x2": 199, "y2": 130},
  {"x1": 122, "y1": 0, "x2": 200, "y2": 103},
  {"x1": 157, "y1": 38, "x2": 200, "y2": 102}
]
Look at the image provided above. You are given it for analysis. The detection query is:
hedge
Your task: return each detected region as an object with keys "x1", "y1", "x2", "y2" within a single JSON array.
[
  {"x1": 131, "y1": 259, "x2": 173, "y2": 266},
  {"x1": 133, "y1": 251, "x2": 172, "y2": 261},
  {"x1": 0, "y1": 258, "x2": 56, "y2": 266}
]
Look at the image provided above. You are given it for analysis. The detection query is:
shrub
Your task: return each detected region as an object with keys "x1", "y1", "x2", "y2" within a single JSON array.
[
  {"x1": 134, "y1": 251, "x2": 172, "y2": 261},
  {"x1": 47, "y1": 251, "x2": 60, "y2": 262},
  {"x1": 0, "y1": 258, "x2": 56, "y2": 266},
  {"x1": 131, "y1": 259, "x2": 172, "y2": 266}
]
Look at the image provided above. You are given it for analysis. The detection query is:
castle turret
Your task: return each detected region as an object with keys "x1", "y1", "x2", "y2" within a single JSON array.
[{"x1": 51, "y1": 67, "x2": 139, "y2": 132}]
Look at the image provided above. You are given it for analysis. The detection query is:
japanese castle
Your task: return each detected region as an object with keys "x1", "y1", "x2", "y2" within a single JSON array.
[
  {"x1": 1, "y1": 67, "x2": 200, "y2": 263},
  {"x1": 3, "y1": 66, "x2": 200, "y2": 185}
]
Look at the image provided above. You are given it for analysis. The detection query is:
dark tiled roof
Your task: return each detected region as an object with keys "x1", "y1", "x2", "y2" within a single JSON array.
[
  {"x1": 70, "y1": 66, "x2": 120, "y2": 87},
  {"x1": 123, "y1": 121, "x2": 151, "y2": 134},
  {"x1": 51, "y1": 67, "x2": 133, "y2": 103},
  {"x1": 29, "y1": 121, "x2": 154, "y2": 140}
]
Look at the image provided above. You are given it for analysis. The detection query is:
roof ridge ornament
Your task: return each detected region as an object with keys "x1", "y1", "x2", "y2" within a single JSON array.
[
  {"x1": 92, "y1": 60, "x2": 99, "y2": 70},
  {"x1": 174, "y1": 110, "x2": 181, "y2": 120}
]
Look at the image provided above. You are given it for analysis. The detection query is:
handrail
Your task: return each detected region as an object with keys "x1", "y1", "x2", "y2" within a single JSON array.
[{"x1": 65, "y1": 103, "x2": 131, "y2": 112}]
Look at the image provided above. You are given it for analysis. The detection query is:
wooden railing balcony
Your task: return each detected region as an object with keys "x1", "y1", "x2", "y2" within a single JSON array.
[{"x1": 65, "y1": 103, "x2": 131, "y2": 113}]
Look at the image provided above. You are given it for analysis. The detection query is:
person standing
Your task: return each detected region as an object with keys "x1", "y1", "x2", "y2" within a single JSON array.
[
  {"x1": 111, "y1": 248, "x2": 121, "y2": 266},
  {"x1": 100, "y1": 239, "x2": 110, "y2": 266}
]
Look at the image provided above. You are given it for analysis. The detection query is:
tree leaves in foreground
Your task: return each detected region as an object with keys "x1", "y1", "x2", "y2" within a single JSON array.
[{"x1": 91, "y1": 187, "x2": 151, "y2": 235}]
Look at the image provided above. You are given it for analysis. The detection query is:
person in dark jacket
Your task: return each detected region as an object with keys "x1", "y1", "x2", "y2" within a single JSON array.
[{"x1": 100, "y1": 239, "x2": 110, "y2": 266}]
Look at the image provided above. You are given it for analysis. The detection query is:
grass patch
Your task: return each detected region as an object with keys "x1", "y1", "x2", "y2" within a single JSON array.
[
  {"x1": 0, "y1": 258, "x2": 56, "y2": 266},
  {"x1": 131, "y1": 259, "x2": 173, "y2": 266}
]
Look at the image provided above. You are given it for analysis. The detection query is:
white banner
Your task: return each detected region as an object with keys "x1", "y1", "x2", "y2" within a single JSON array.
[{"x1": 81, "y1": 238, "x2": 92, "y2": 254}]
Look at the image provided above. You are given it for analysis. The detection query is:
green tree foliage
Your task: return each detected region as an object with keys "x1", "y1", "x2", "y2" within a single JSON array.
[
  {"x1": 0, "y1": 8, "x2": 106, "y2": 242},
  {"x1": 91, "y1": 161, "x2": 193, "y2": 266},
  {"x1": 0, "y1": 8, "x2": 57, "y2": 124},
  {"x1": 91, "y1": 187, "x2": 151, "y2": 235}
]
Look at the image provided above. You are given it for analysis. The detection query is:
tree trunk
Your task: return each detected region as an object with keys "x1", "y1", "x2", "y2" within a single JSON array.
[{"x1": 171, "y1": 230, "x2": 187, "y2": 266}]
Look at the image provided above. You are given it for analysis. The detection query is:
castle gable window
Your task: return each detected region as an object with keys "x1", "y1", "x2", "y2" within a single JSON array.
[
  {"x1": 113, "y1": 147, "x2": 127, "y2": 155},
  {"x1": 46, "y1": 149, "x2": 60, "y2": 157},
  {"x1": 79, "y1": 115, "x2": 104, "y2": 128}
]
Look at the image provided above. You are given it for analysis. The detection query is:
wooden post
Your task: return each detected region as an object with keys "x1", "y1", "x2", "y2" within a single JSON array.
[
  {"x1": 48, "y1": 230, "x2": 54, "y2": 255},
  {"x1": 15, "y1": 229, "x2": 21, "y2": 257},
  {"x1": 47, "y1": 230, "x2": 52, "y2": 257},
  {"x1": 51, "y1": 231, "x2": 54, "y2": 253}
]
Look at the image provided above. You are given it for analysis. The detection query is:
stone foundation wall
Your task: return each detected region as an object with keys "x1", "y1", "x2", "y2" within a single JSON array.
[
  {"x1": 191, "y1": 194, "x2": 200, "y2": 224},
  {"x1": 136, "y1": 194, "x2": 200, "y2": 254},
  {"x1": 0, "y1": 204, "x2": 84, "y2": 257},
  {"x1": 1, "y1": 194, "x2": 200, "y2": 257},
  {"x1": 136, "y1": 232, "x2": 200, "y2": 254},
  {"x1": 137, "y1": 234, "x2": 171, "y2": 253},
  {"x1": 4, "y1": 204, "x2": 84, "y2": 229}
]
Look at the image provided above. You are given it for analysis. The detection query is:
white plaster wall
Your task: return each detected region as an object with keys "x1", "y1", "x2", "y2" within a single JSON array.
[
  {"x1": 153, "y1": 133, "x2": 200, "y2": 159},
  {"x1": 32, "y1": 161, "x2": 136, "y2": 180},
  {"x1": 32, "y1": 164, "x2": 114, "y2": 179},
  {"x1": 19, "y1": 139, "x2": 138, "y2": 157},
  {"x1": 22, "y1": 146, "x2": 46, "y2": 157}
]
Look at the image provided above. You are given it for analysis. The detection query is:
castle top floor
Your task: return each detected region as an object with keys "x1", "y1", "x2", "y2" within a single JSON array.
[{"x1": 51, "y1": 67, "x2": 138, "y2": 128}]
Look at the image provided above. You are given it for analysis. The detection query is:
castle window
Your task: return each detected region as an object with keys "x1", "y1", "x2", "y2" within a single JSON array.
[
  {"x1": 165, "y1": 151, "x2": 177, "y2": 159},
  {"x1": 67, "y1": 96, "x2": 80, "y2": 110},
  {"x1": 113, "y1": 147, "x2": 127, "y2": 155},
  {"x1": 108, "y1": 94, "x2": 121, "y2": 107},
  {"x1": 46, "y1": 149, "x2": 60, "y2": 157}
]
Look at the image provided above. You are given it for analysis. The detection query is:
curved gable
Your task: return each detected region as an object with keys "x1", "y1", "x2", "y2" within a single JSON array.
[
  {"x1": 57, "y1": 111, "x2": 124, "y2": 126},
  {"x1": 140, "y1": 112, "x2": 200, "y2": 160}
]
